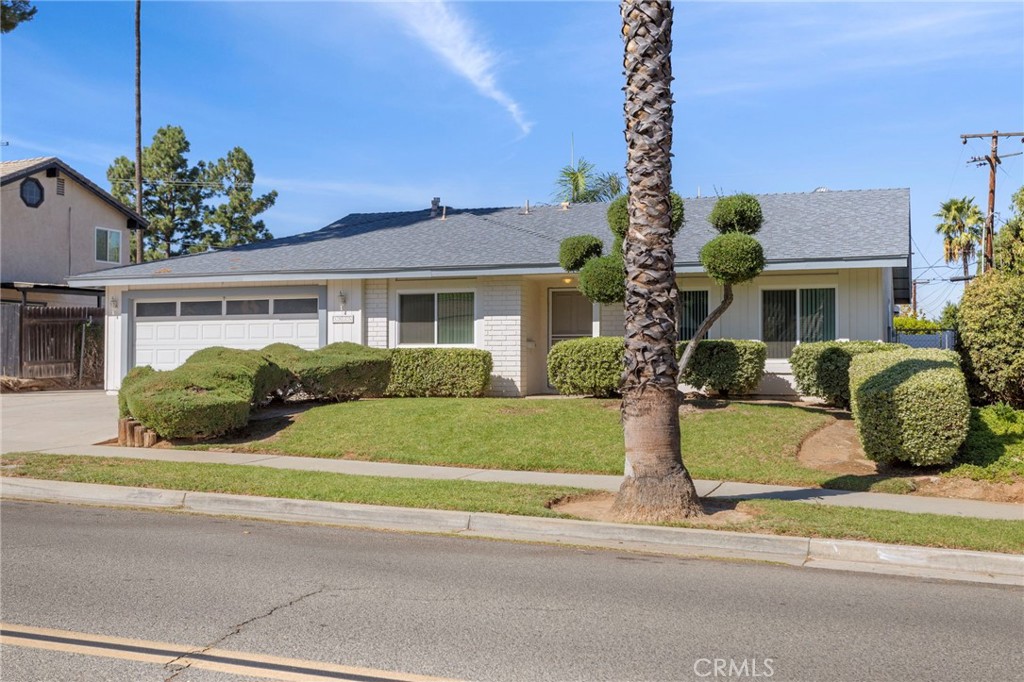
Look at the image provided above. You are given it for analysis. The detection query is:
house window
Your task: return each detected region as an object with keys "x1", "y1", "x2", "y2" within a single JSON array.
[
  {"x1": 678, "y1": 290, "x2": 709, "y2": 341},
  {"x1": 95, "y1": 228, "x2": 122, "y2": 263},
  {"x1": 20, "y1": 178, "x2": 44, "y2": 207},
  {"x1": 762, "y1": 288, "x2": 836, "y2": 358},
  {"x1": 399, "y1": 292, "x2": 474, "y2": 345}
]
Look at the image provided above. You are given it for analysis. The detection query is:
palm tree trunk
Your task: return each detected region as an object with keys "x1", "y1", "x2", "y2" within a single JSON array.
[{"x1": 612, "y1": 0, "x2": 702, "y2": 522}]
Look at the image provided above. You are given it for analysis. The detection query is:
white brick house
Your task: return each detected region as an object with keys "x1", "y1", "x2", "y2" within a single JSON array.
[{"x1": 71, "y1": 190, "x2": 912, "y2": 397}]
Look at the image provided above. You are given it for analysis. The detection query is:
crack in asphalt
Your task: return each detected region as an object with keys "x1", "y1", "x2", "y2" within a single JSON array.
[{"x1": 162, "y1": 585, "x2": 325, "y2": 681}]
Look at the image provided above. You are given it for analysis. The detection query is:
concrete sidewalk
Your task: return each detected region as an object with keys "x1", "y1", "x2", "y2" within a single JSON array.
[{"x1": 26, "y1": 443, "x2": 1024, "y2": 521}]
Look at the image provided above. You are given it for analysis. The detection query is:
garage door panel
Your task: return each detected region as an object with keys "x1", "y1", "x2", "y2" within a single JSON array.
[{"x1": 134, "y1": 294, "x2": 323, "y2": 372}]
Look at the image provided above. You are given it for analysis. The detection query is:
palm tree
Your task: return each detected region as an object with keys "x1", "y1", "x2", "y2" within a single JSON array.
[
  {"x1": 935, "y1": 197, "x2": 984, "y2": 279},
  {"x1": 555, "y1": 158, "x2": 597, "y2": 203},
  {"x1": 611, "y1": 0, "x2": 702, "y2": 521}
]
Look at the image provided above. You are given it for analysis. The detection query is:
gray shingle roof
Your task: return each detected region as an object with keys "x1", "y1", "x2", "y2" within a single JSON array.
[{"x1": 70, "y1": 188, "x2": 909, "y2": 283}]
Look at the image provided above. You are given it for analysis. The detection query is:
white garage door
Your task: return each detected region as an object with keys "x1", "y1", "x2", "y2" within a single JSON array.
[{"x1": 134, "y1": 294, "x2": 321, "y2": 371}]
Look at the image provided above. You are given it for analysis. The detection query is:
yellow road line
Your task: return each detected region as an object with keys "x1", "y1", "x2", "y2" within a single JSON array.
[{"x1": 1, "y1": 622, "x2": 459, "y2": 682}]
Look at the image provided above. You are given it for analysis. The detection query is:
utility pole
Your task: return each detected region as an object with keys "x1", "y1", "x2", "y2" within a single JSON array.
[
  {"x1": 961, "y1": 130, "x2": 1024, "y2": 273},
  {"x1": 134, "y1": 0, "x2": 144, "y2": 265},
  {"x1": 911, "y1": 279, "x2": 930, "y2": 318}
]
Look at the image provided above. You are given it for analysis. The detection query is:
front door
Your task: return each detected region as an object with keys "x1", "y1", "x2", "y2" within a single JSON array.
[{"x1": 549, "y1": 289, "x2": 593, "y2": 349}]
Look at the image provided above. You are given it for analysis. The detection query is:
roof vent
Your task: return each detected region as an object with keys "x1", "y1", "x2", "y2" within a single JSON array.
[
  {"x1": 520, "y1": 199, "x2": 531, "y2": 215},
  {"x1": 813, "y1": 186, "x2": 830, "y2": 193},
  {"x1": 560, "y1": 201, "x2": 570, "y2": 210},
  {"x1": 430, "y1": 197, "x2": 441, "y2": 218}
]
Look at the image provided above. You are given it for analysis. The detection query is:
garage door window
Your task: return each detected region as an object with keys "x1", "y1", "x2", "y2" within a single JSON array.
[
  {"x1": 226, "y1": 299, "x2": 270, "y2": 316},
  {"x1": 180, "y1": 300, "x2": 223, "y2": 316},
  {"x1": 136, "y1": 302, "x2": 177, "y2": 317},
  {"x1": 273, "y1": 298, "x2": 318, "y2": 315}
]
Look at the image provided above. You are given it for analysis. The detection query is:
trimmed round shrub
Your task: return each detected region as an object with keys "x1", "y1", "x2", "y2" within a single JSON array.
[
  {"x1": 607, "y1": 192, "x2": 685, "y2": 240},
  {"x1": 790, "y1": 341, "x2": 909, "y2": 407},
  {"x1": 264, "y1": 342, "x2": 391, "y2": 401},
  {"x1": 699, "y1": 233, "x2": 764, "y2": 285},
  {"x1": 677, "y1": 339, "x2": 766, "y2": 396},
  {"x1": 547, "y1": 336, "x2": 624, "y2": 397},
  {"x1": 121, "y1": 366, "x2": 252, "y2": 440},
  {"x1": 386, "y1": 348, "x2": 492, "y2": 397},
  {"x1": 184, "y1": 346, "x2": 289, "y2": 403},
  {"x1": 578, "y1": 254, "x2": 626, "y2": 304},
  {"x1": 559, "y1": 235, "x2": 604, "y2": 272},
  {"x1": 849, "y1": 349, "x2": 970, "y2": 466},
  {"x1": 957, "y1": 272, "x2": 1024, "y2": 407},
  {"x1": 709, "y1": 193, "x2": 763, "y2": 235},
  {"x1": 118, "y1": 365, "x2": 156, "y2": 417}
]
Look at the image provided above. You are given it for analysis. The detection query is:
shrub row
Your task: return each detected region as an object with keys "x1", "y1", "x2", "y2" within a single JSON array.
[
  {"x1": 545, "y1": 337, "x2": 767, "y2": 397},
  {"x1": 790, "y1": 341, "x2": 908, "y2": 408},
  {"x1": 122, "y1": 345, "x2": 493, "y2": 439},
  {"x1": 849, "y1": 348, "x2": 970, "y2": 467}
]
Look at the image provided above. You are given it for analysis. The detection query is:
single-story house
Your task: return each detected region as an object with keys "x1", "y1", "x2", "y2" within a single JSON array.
[{"x1": 69, "y1": 188, "x2": 911, "y2": 397}]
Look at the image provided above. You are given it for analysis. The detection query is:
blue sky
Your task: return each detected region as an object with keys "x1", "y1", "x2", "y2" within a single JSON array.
[{"x1": 3, "y1": 1, "x2": 1022, "y2": 318}]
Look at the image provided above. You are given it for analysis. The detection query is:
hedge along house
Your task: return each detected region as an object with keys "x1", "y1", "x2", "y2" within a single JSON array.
[{"x1": 70, "y1": 188, "x2": 911, "y2": 397}]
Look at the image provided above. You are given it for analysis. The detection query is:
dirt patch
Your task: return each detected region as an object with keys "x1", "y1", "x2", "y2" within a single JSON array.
[
  {"x1": 552, "y1": 492, "x2": 755, "y2": 526},
  {"x1": 912, "y1": 477, "x2": 1024, "y2": 504},
  {"x1": 798, "y1": 417, "x2": 877, "y2": 476},
  {"x1": 0, "y1": 376, "x2": 102, "y2": 392}
]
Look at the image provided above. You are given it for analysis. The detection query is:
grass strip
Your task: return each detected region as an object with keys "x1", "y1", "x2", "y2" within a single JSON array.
[{"x1": 3, "y1": 453, "x2": 1021, "y2": 554}]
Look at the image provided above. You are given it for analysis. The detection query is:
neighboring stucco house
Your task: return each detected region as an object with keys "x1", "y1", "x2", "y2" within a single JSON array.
[
  {"x1": 1, "y1": 157, "x2": 147, "y2": 307},
  {"x1": 69, "y1": 188, "x2": 911, "y2": 396}
]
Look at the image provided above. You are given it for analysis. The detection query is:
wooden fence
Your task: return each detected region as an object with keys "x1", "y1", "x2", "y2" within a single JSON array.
[
  {"x1": 1, "y1": 305, "x2": 20, "y2": 376},
  {"x1": 13, "y1": 306, "x2": 103, "y2": 379}
]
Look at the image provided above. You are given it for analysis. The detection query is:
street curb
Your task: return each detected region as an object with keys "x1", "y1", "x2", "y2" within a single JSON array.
[{"x1": 3, "y1": 478, "x2": 1022, "y2": 586}]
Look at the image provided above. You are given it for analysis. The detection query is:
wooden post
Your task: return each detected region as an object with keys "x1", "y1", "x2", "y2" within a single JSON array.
[
  {"x1": 143, "y1": 430, "x2": 157, "y2": 448},
  {"x1": 118, "y1": 418, "x2": 129, "y2": 446},
  {"x1": 132, "y1": 424, "x2": 145, "y2": 448}
]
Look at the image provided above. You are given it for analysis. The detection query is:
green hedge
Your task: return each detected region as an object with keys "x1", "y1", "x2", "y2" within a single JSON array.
[
  {"x1": 957, "y1": 272, "x2": 1024, "y2": 407},
  {"x1": 892, "y1": 316, "x2": 941, "y2": 334},
  {"x1": 547, "y1": 336, "x2": 623, "y2": 397},
  {"x1": 849, "y1": 349, "x2": 970, "y2": 466},
  {"x1": 184, "y1": 347, "x2": 289, "y2": 403},
  {"x1": 677, "y1": 340, "x2": 766, "y2": 396},
  {"x1": 386, "y1": 348, "x2": 492, "y2": 397},
  {"x1": 790, "y1": 341, "x2": 908, "y2": 407},
  {"x1": 263, "y1": 342, "x2": 391, "y2": 401},
  {"x1": 119, "y1": 365, "x2": 157, "y2": 417}
]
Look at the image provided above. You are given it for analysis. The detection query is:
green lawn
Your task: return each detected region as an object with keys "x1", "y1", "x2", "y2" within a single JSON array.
[
  {"x1": 192, "y1": 398, "x2": 838, "y2": 485},
  {"x1": 947, "y1": 405, "x2": 1024, "y2": 483},
  {"x1": 4, "y1": 453, "x2": 1021, "y2": 554}
]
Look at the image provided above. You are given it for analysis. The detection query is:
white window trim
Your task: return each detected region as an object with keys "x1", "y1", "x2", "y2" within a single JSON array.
[
  {"x1": 758, "y1": 284, "x2": 839, "y2": 358},
  {"x1": 394, "y1": 288, "x2": 477, "y2": 347},
  {"x1": 95, "y1": 227, "x2": 122, "y2": 264}
]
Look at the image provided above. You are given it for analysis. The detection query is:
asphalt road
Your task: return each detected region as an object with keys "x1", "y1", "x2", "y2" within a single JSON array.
[{"x1": 1, "y1": 501, "x2": 1022, "y2": 682}]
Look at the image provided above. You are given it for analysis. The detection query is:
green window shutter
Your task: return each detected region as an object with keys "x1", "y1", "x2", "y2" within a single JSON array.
[
  {"x1": 762, "y1": 290, "x2": 797, "y2": 358},
  {"x1": 678, "y1": 290, "x2": 709, "y2": 340},
  {"x1": 437, "y1": 292, "x2": 474, "y2": 344},
  {"x1": 800, "y1": 288, "x2": 836, "y2": 343}
]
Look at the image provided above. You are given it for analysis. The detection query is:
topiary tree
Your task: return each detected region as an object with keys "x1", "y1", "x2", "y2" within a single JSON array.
[
  {"x1": 559, "y1": 191, "x2": 684, "y2": 305},
  {"x1": 677, "y1": 193, "x2": 765, "y2": 379}
]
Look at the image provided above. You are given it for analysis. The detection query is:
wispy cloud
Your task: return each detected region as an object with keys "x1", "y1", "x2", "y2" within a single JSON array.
[
  {"x1": 257, "y1": 175, "x2": 437, "y2": 207},
  {"x1": 381, "y1": 2, "x2": 532, "y2": 136}
]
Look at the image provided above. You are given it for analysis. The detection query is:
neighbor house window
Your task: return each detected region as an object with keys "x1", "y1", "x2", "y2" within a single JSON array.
[
  {"x1": 678, "y1": 290, "x2": 709, "y2": 341},
  {"x1": 95, "y1": 228, "x2": 121, "y2": 263},
  {"x1": 20, "y1": 178, "x2": 44, "y2": 207},
  {"x1": 762, "y1": 288, "x2": 836, "y2": 358},
  {"x1": 399, "y1": 292, "x2": 474, "y2": 345}
]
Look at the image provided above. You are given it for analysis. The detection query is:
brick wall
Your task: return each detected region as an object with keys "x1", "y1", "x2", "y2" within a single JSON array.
[
  {"x1": 480, "y1": 277, "x2": 523, "y2": 396},
  {"x1": 364, "y1": 279, "x2": 389, "y2": 348},
  {"x1": 599, "y1": 302, "x2": 624, "y2": 337}
]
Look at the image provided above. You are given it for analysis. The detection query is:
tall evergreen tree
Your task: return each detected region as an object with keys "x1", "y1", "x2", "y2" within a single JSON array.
[
  {"x1": 1, "y1": 0, "x2": 36, "y2": 33},
  {"x1": 108, "y1": 125, "x2": 213, "y2": 260},
  {"x1": 200, "y1": 147, "x2": 278, "y2": 250}
]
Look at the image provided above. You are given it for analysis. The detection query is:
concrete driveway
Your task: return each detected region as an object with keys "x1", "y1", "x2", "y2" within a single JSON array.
[{"x1": 1, "y1": 391, "x2": 118, "y2": 454}]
